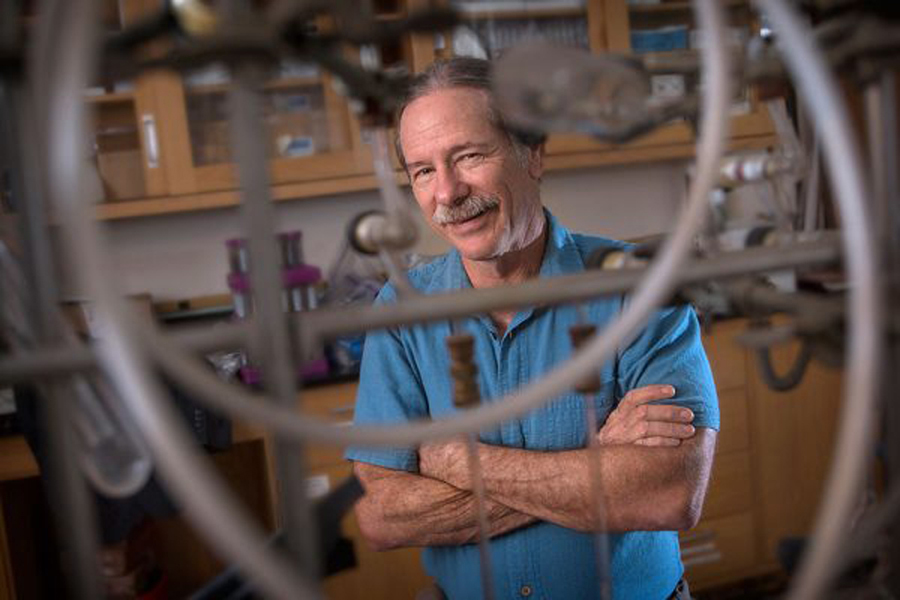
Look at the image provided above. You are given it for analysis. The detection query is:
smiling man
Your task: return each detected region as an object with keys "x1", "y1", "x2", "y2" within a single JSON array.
[{"x1": 346, "y1": 57, "x2": 719, "y2": 600}]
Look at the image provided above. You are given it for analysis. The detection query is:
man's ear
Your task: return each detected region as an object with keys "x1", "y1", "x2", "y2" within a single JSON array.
[{"x1": 527, "y1": 142, "x2": 545, "y2": 180}]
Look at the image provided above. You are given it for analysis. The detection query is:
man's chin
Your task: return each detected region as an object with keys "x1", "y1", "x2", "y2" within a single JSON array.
[{"x1": 456, "y1": 243, "x2": 502, "y2": 263}]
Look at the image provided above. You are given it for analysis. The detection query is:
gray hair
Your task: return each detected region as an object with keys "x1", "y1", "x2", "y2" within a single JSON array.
[{"x1": 393, "y1": 56, "x2": 545, "y2": 171}]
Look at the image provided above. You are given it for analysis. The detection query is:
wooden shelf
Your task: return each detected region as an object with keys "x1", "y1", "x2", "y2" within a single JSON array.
[
  {"x1": 458, "y1": 6, "x2": 586, "y2": 19},
  {"x1": 93, "y1": 127, "x2": 775, "y2": 221},
  {"x1": 84, "y1": 90, "x2": 136, "y2": 104},
  {"x1": 184, "y1": 76, "x2": 323, "y2": 96},
  {"x1": 375, "y1": 11, "x2": 406, "y2": 21},
  {"x1": 627, "y1": 0, "x2": 746, "y2": 14},
  {"x1": 94, "y1": 172, "x2": 386, "y2": 220}
]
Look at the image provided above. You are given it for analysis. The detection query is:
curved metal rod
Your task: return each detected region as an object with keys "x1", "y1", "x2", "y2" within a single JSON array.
[
  {"x1": 44, "y1": 0, "x2": 318, "y2": 597},
  {"x1": 755, "y1": 341, "x2": 813, "y2": 392},
  {"x1": 753, "y1": 2, "x2": 882, "y2": 599},
  {"x1": 140, "y1": 0, "x2": 732, "y2": 449}
]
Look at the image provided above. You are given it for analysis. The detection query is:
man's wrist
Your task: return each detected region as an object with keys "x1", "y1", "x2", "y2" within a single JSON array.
[{"x1": 419, "y1": 439, "x2": 466, "y2": 486}]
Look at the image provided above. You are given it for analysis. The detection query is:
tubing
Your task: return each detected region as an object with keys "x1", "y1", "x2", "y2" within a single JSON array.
[
  {"x1": 19, "y1": 3, "x2": 104, "y2": 595},
  {"x1": 755, "y1": 342, "x2": 812, "y2": 392},
  {"x1": 44, "y1": 0, "x2": 318, "y2": 596},
  {"x1": 141, "y1": 0, "x2": 732, "y2": 449},
  {"x1": 753, "y1": 2, "x2": 881, "y2": 599}
]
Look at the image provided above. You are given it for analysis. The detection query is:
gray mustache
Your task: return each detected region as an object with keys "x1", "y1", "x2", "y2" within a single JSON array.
[{"x1": 432, "y1": 196, "x2": 500, "y2": 226}]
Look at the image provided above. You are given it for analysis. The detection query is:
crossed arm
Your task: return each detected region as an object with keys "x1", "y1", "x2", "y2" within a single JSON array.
[{"x1": 354, "y1": 385, "x2": 717, "y2": 551}]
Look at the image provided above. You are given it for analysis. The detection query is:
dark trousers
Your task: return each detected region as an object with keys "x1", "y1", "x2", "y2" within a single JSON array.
[{"x1": 668, "y1": 577, "x2": 692, "y2": 600}]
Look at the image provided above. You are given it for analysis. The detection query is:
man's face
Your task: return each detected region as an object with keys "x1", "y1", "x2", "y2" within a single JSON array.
[{"x1": 398, "y1": 87, "x2": 545, "y2": 262}]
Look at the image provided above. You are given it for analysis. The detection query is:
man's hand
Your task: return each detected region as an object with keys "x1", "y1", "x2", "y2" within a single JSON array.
[{"x1": 597, "y1": 384, "x2": 696, "y2": 447}]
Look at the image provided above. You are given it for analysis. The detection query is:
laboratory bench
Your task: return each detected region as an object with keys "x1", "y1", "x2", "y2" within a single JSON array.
[{"x1": 0, "y1": 317, "x2": 842, "y2": 598}]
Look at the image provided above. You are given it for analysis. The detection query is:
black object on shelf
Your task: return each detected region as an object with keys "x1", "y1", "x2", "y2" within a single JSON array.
[{"x1": 190, "y1": 474, "x2": 365, "y2": 599}]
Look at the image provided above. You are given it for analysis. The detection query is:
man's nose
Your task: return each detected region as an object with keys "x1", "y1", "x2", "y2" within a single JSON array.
[{"x1": 434, "y1": 165, "x2": 470, "y2": 206}]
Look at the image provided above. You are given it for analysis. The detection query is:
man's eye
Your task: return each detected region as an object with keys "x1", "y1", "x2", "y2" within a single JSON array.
[
  {"x1": 413, "y1": 167, "x2": 434, "y2": 180},
  {"x1": 460, "y1": 153, "x2": 483, "y2": 162}
]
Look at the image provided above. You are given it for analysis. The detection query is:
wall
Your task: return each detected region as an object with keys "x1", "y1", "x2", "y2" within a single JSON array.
[{"x1": 102, "y1": 160, "x2": 688, "y2": 301}]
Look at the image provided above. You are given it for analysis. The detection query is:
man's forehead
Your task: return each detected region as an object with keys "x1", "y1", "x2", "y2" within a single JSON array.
[{"x1": 399, "y1": 87, "x2": 498, "y2": 154}]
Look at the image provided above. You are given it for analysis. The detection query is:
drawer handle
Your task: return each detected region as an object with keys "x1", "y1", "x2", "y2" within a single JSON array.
[
  {"x1": 680, "y1": 530, "x2": 715, "y2": 545},
  {"x1": 141, "y1": 114, "x2": 159, "y2": 169},
  {"x1": 683, "y1": 550, "x2": 723, "y2": 568},
  {"x1": 681, "y1": 541, "x2": 717, "y2": 558}
]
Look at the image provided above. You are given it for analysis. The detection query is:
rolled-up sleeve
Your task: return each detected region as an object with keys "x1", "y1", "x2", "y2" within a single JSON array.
[{"x1": 615, "y1": 304, "x2": 720, "y2": 430}]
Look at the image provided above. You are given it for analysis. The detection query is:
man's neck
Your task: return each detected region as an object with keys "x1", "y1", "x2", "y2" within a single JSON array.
[{"x1": 462, "y1": 225, "x2": 548, "y2": 290}]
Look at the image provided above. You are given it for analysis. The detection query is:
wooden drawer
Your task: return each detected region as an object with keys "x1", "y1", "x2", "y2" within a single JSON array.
[
  {"x1": 703, "y1": 320, "x2": 747, "y2": 391},
  {"x1": 680, "y1": 511, "x2": 757, "y2": 587},
  {"x1": 717, "y1": 388, "x2": 749, "y2": 455},
  {"x1": 315, "y1": 463, "x2": 435, "y2": 600},
  {"x1": 702, "y1": 451, "x2": 753, "y2": 520},
  {"x1": 301, "y1": 382, "x2": 358, "y2": 470},
  {"x1": 301, "y1": 382, "x2": 358, "y2": 419}
]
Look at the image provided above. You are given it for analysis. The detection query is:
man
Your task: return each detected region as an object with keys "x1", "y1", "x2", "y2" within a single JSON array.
[{"x1": 346, "y1": 57, "x2": 718, "y2": 600}]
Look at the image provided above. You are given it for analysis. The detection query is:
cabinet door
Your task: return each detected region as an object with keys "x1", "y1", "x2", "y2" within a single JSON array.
[
  {"x1": 600, "y1": 0, "x2": 775, "y2": 148},
  {"x1": 154, "y1": 62, "x2": 371, "y2": 196},
  {"x1": 75, "y1": 0, "x2": 168, "y2": 203}
]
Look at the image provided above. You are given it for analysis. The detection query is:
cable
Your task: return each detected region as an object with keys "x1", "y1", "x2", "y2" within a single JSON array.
[
  {"x1": 755, "y1": 341, "x2": 813, "y2": 392},
  {"x1": 753, "y1": 2, "x2": 882, "y2": 600}
]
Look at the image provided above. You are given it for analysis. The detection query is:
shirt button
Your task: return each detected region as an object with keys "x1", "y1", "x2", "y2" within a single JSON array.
[{"x1": 520, "y1": 585, "x2": 532, "y2": 597}]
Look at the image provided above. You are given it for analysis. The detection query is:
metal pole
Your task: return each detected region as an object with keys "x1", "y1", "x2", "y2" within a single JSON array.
[
  {"x1": 865, "y1": 68, "x2": 900, "y2": 596},
  {"x1": 0, "y1": 236, "x2": 843, "y2": 384},
  {"x1": 306, "y1": 235, "x2": 842, "y2": 341},
  {"x1": 228, "y1": 61, "x2": 322, "y2": 580},
  {"x1": 6, "y1": 42, "x2": 103, "y2": 600}
]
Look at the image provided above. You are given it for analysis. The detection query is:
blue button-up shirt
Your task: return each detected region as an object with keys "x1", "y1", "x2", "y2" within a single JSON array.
[{"x1": 347, "y1": 212, "x2": 719, "y2": 600}]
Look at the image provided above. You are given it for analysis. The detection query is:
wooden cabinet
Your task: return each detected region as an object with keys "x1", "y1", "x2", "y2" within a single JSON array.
[
  {"x1": 37, "y1": 0, "x2": 778, "y2": 221},
  {"x1": 148, "y1": 65, "x2": 372, "y2": 196},
  {"x1": 443, "y1": 0, "x2": 776, "y2": 169},
  {"x1": 680, "y1": 318, "x2": 843, "y2": 591}
]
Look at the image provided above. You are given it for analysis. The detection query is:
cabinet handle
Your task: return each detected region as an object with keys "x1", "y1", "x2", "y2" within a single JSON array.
[
  {"x1": 680, "y1": 530, "x2": 715, "y2": 545},
  {"x1": 683, "y1": 549, "x2": 723, "y2": 568},
  {"x1": 681, "y1": 541, "x2": 717, "y2": 558},
  {"x1": 141, "y1": 114, "x2": 160, "y2": 169},
  {"x1": 330, "y1": 403, "x2": 355, "y2": 416},
  {"x1": 680, "y1": 530, "x2": 722, "y2": 568}
]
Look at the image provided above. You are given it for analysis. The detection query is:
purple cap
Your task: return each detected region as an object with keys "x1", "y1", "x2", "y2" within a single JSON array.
[
  {"x1": 282, "y1": 264, "x2": 321, "y2": 287},
  {"x1": 300, "y1": 357, "x2": 330, "y2": 381},
  {"x1": 227, "y1": 271, "x2": 251, "y2": 293},
  {"x1": 238, "y1": 365, "x2": 261, "y2": 386},
  {"x1": 238, "y1": 358, "x2": 331, "y2": 387},
  {"x1": 228, "y1": 265, "x2": 321, "y2": 291}
]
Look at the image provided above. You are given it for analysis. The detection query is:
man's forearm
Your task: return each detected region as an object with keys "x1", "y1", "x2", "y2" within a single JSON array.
[
  {"x1": 422, "y1": 429, "x2": 716, "y2": 533},
  {"x1": 353, "y1": 462, "x2": 536, "y2": 551}
]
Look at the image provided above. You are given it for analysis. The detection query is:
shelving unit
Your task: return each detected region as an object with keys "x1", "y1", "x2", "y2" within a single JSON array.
[{"x1": 19, "y1": 0, "x2": 777, "y2": 221}]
